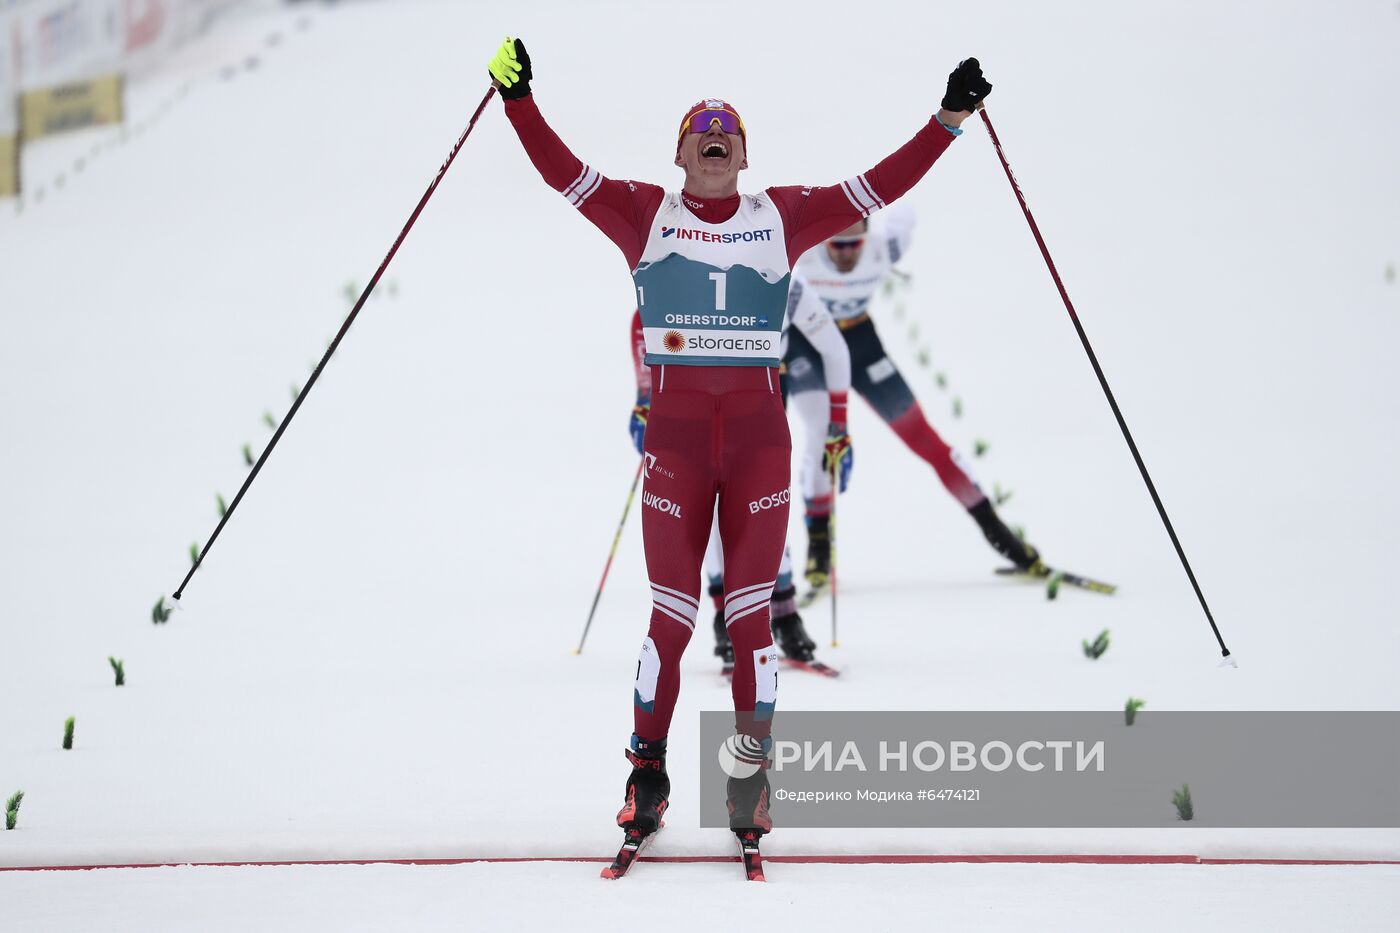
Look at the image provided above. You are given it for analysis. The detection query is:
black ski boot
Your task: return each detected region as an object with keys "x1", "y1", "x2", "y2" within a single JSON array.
[
  {"x1": 770, "y1": 591, "x2": 817, "y2": 662},
  {"x1": 969, "y1": 498, "x2": 1043, "y2": 572},
  {"x1": 804, "y1": 514, "x2": 831, "y2": 588},
  {"x1": 710, "y1": 582, "x2": 733, "y2": 666},
  {"x1": 725, "y1": 739, "x2": 773, "y2": 881},
  {"x1": 615, "y1": 742, "x2": 669, "y2": 837},
  {"x1": 726, "y1": 764, "x2": 773, "y2": 836}
]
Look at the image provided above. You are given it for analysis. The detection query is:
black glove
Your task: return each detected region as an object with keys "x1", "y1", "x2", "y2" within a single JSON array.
[
  {"x1": 941, "y1": 57, "x2": 991, "y2": 112},
  {"x1": 487, "y1": 37, "x2": 533, "y2": 101}
]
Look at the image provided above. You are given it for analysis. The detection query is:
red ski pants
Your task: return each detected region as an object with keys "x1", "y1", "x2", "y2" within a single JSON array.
[{"x1": 633, "y1": 364, "x2": 788, "y2": 744}]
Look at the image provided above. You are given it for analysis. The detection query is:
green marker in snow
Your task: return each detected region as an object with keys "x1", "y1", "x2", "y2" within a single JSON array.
[
  {"x1": 1172, "y1": 784, "x2": 1193, "y2": 821},
  {"x1": 1082, "y1": 629, "x2": 1110, "y2": 659},
  {"x1": 5, "y1": 790, "x2": 22, "y2": 830}
]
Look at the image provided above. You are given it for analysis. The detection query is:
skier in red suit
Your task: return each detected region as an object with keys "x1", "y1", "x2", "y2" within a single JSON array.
[{"x1": 487, "y1": 36, "x2": 992, "y2": 851}]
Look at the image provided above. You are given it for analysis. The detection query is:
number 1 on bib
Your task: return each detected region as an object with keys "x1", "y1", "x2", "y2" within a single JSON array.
[{"x1": 708, "y1": 271, "x2": 727, "y2": 311}]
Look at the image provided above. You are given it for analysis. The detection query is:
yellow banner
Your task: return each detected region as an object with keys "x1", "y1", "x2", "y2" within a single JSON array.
[
  {"x1": 20, "y1": 74, "x2": 124, "y2": 142},
  {"x1": 0, "y1": 135, "x2": 17, "y2": 198}
]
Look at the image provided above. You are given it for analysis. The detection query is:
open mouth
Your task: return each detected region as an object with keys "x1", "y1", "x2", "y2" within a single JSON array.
[{"x1": 701, "y1": 140, "x2": 728, "y2": 160}]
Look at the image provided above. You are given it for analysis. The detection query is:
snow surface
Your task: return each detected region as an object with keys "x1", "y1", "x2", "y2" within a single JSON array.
[
  {"x1": 2, "y1": 0, "x2": 1398, "y2": 928},
  {"x1": 4, "y1": 862, "x2": 1400, "y2": 933}
]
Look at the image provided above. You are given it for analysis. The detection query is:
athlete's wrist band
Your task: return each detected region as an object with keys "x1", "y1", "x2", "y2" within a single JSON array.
[{"x1": 829, "y1": 391, "x2": 849, "y2": 424}]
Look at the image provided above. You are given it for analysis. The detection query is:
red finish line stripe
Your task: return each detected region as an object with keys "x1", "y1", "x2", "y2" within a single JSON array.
[
  {"x1": 1198, "y1": 858, "x2": 1400, "y2": 866},
  {"x1": 2, "y1": 854, "x2": 1398, "y2": 872}
]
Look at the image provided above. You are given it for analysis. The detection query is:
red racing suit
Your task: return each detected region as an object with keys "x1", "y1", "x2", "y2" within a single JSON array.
[{"x1": 503, "y1": 93, "x2": 957, "y2": 743}]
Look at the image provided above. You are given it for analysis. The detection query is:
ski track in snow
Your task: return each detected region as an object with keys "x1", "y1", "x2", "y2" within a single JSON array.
[
  {"x1": 1, "y1": 0, "x2": 1398, "y2": 927},
  {"x1": 3, "y1": 862, "x2": 1399, "y2": 932}
]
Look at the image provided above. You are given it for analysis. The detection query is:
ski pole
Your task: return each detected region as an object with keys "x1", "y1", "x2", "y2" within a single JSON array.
[
  {"x1": 574, "y1": 457, "x2": 646, "y2": 654},
  {"x1": 829, "y1": 460, "x2": 839, "y2": 648},
  {"x1": 169, "y1": 86, "x2": 497, "y2": 605},
  {"x1": 978, "y1": 107, "x2": 1233, "y2": 662}
]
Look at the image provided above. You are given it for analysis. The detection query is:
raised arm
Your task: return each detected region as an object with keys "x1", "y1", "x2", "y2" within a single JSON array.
[
  {"x1": 490, "y1": 39, "x2": 664, "y2": 269},
  {"x1": 768, "y1": 59, "x2": 991, "y2": 266}
]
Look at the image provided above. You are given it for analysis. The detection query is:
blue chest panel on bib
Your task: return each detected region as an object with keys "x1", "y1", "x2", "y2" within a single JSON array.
[{"x1": 633, "y1": 255, "x2": 789, "y2": 367}]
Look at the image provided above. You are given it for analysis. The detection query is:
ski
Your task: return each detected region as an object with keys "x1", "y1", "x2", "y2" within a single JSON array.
[
  {"x1": 735, "y1": 830, "x2": 766, "y2": 882},
  {"x1": 782, "y1": 658, "x2": 841, "y2": 678},
  {"x1": 996, "y1": 565, "x2": 1117, "y2": 595},
  {"x1": 797, "y1": 582, "x2": 830, "y2": 609},
  {"x1": 600, "y1": 827, "x2": 658, "y2": 880},
  {"x1": 720, "y1": 661, "x2": 735, "y2": 678}
]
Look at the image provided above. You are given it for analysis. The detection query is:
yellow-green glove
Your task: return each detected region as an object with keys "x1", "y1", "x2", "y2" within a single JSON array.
[{"x1": 487, "y1": 37, "x2": 532, "y2": 100}]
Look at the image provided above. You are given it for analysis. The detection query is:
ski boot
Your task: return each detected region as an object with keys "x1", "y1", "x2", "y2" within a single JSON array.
[
  {"x1": 969, "y1": 498, "x2": 1043, "y2": 572},
  {"x1": 615, "y1": 743, "x2": 669, "y2": 836},
  {"x1": 804, "y1": 514, "x2": 831, "y2": 589},
  {"x1": 770, "y1": 591, "x2": 817, "y2": 663},
  {"x1": 725, "y1": 738, "x2": 772, "y2": 881},
  {"x1": 726, "y1": 759, "x2": 773, "y2": 837},
  {"x1": 603, "y1": 740, "x2": 670, "y2": 879}
]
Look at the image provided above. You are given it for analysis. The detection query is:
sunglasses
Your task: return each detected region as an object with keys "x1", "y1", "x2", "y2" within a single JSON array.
[
  {"x1": 828, "y1": 237, "x2": 865, "y2": 251},
  {"x1": 678, "y1": 108, "x2": 744, "y2": 141}
]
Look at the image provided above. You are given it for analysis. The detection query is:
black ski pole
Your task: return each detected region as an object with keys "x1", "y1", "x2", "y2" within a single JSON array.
[
  {"x1": 978, "y1": 107, "x2": 1234, "y2": 662},
  {"x1": 170, "y1": 86, "x2": 497, "y2": 605},
  {"x1": 828, "y1": 460, "x2": 839, "y2": 648},
  {"x1": 574, "y1": 458, "x2": 646, "y2": 654}
]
